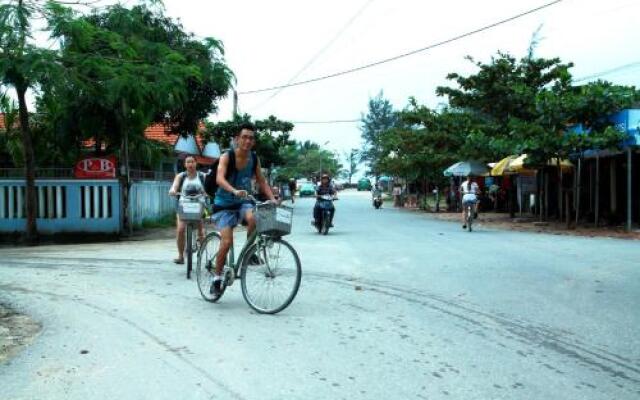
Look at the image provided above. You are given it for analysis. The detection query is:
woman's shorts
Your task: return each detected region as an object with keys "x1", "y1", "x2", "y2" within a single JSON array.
[{"x1": 462, "y1": 196, "x2": 478, "y2": 207}]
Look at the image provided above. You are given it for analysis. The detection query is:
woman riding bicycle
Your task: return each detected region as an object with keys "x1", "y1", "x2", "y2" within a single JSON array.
[
  {"x1": 460, "y1": 176, "x2": 479, "y2": 229},
  {"x1": 168, "y1": 155, "x2": 207, "y2": 264}
]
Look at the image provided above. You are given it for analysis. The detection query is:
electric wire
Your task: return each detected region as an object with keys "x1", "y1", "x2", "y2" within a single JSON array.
[
  {"x1": 248, "y1": 0, "x2": 376, "y2": 112},
  {"x1": 238, "y1": 0, "x2": 564, "y2": 95}
]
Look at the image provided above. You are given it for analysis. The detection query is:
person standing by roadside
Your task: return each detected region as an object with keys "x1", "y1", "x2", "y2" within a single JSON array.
[{"x1": 288, "y1": 178, "x2": 297, "y2": 204}]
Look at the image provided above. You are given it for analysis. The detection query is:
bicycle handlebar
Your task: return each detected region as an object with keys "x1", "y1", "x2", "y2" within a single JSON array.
[{"x1": 169, "y1": 192, "x2": 207, "y2": 200}]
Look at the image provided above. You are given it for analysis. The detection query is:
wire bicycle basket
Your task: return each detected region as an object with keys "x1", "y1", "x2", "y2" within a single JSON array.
[
  {"x1": 255, "y1": 203, "x2": 293, "y2": 236},
  {"x1": 178, "y1": 198, "x2": 204, "y2": 222}
]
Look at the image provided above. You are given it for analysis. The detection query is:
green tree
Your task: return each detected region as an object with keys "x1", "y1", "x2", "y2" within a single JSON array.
[
  {"x1": 40, "y1": 2, "x2": 233, "y2": 231},
  {"x1": 436, "y1": 52, "x2": 574, "y2": 161},
  {"x1": 275, "y1": 140, "x2": 341, "y2": 182},
  {"x1": 343, "y1": 148, "x2": 359, "y2": 184},
  {"x1": 360, "y1": 91, "x2": 396, "y2": 177},
  {"x1": 0, "y1": 0, "x2": 60, "y2": 242},
  {"x1": 43, "y1": 2, "x2": 233, "y2": 158},
  {"x1": 377, "y1": 99, "x2": 477, "y2": 191},
  {"x1": 204, "y1": 113, "x2": 294, "y2": 169}
]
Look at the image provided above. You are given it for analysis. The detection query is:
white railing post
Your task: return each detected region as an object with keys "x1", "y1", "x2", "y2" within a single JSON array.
[
  {"x1": 47, "y1": 186, "x2": 55, "y2": 219},
  {"x1": 56, "y1": 186, "x2": 63, "y2": 218},
  {"x1": 102, "y1": 186, "x2": 109, "y2": 219},
  {"x1": 0, "y1": 186, "x2": 5, "y2": 219},
  {"x1": 7, "y1": 186, "x2": 14, "y2": 219},
  {"x1": 84, "y1": 186, "x2": 91, "y2": 218},
  {"x1": 93, "y1": 185, "x2": 100, "y2": 219},
  {"x1": 38, "y1": 186, "x2": 45, "y2": 218},
  {"x1": 16, "y1": 186, "x2": 23, "y2": 218}
]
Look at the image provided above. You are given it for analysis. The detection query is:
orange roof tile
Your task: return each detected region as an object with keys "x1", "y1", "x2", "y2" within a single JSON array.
[
  {"x1": 0, "y1": 113, "x2": 5, "y2": 130},
  {"x1": 144, "y1": 123, "x2": 175, "y2": 145},
  {"x1": 82, "y1": 122, "x2": 208, "y2": 150}
]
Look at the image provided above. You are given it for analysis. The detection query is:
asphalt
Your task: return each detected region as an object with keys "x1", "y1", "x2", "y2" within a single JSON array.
[{"x1": 0, "y1": 189, "x2": 639, "y2": 400}]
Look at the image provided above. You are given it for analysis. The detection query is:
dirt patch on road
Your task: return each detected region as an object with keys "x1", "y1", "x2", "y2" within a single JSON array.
[
  {"x1": 409, "y1": 210, "x2": 640, "y2": 240},
  {"x1": 0, "y1": 304, "x2": 41, "y2": 364}
]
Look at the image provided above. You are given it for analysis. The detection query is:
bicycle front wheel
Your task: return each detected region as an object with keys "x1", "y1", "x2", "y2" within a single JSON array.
[
  {"x1": 186, "y1": 224, "x2": 193, "y2": 279},
  {"x1": 240, "y1": 238, "x2": 301, "y2": 314},
  {"x1": 196, "y1": 231, "x2": 222, "y2": 302}
]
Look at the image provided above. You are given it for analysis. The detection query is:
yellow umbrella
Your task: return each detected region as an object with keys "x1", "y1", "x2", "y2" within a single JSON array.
[
  {"x1": 490, "y1": 155, "x2": 518, "y2": 176},
  {"x1": 509, "y1": 154, "x2": 573, "y2": 174},
  {"x1": 548, "y1": 157, "x2": 574, "y2": 172}
]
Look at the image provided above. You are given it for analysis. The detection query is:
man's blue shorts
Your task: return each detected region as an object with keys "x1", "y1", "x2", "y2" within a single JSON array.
[{"x1": 212, "y1": 203, "x2": 254, "y2": 230}]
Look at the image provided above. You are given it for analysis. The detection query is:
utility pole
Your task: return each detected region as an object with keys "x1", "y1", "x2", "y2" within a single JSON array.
[{"x1": 232, "y1": 89, "x2": 238, "y2": 118}]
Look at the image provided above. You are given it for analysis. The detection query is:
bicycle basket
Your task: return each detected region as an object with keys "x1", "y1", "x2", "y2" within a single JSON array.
[
  {"x1": 256, "y1": 203, "x2": 293, "y2": 236},
  {"x1": 178, "y1": 198, "x2": 204, "y2": 222}
]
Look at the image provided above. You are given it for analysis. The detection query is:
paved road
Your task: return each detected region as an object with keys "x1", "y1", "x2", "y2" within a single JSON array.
[{"x1": 1, "y1": 190, "x2": 639, "y2": 400}]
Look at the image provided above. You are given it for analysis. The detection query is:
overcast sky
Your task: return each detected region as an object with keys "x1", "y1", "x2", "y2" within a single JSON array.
[
  {"x1": 152, "y1": 0, "x2": 640, "y2": 159},
  {"x1": 23, "y1": 0, "x2": 640, "y2": 169}
]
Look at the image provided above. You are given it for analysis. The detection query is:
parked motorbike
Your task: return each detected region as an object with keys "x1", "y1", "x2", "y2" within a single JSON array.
[{"x1": 315, "y1": 194, "x2": 336, "y2": 235}]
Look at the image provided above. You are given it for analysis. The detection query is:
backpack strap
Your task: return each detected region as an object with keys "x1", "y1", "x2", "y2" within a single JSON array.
[
  {"x1": 177, "y1": 171, "x2": 187, "y2": 192},
  {"x1": 225, "y1": 150, "x2": 259, "y2": 185}
]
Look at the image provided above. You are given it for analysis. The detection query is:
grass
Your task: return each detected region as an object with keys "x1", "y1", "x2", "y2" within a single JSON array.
[{"x1": 139, "y1": 213, "x2": 176, "y2": 229}]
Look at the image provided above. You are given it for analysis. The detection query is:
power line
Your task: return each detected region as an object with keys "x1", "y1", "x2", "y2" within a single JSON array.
[
  {"x1": 292, "y1": 119, "x2": 360, "y2": 124},
  {"x1": 574, "y1": 61, "x2": 640, "y2": 83},
  {"x1": 248, "y1": 0, "x2": 376, "y2": 112},
  {"x1": 238, "y1": 0, "x2": 564, "y2": 95}
]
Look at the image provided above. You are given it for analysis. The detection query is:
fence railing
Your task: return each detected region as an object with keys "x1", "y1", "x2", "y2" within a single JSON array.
[
  {"x1": 0, "y1": 168, "x2": 175, "y2": 181},
  {"x1": 0, "y1": 178, "x2": 175, "y2": 234},
  {"x1": 129, "y1": 181, "x2": 174, "y2": 227},
  {"x1": 0, "y1": 168, "x2": 74, "y2": 179},
  {"x1": 0, "y1": 179, "x2": 121, "y2": 234}
]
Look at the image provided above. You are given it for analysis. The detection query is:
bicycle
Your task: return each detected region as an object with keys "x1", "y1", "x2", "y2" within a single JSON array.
[
  {"x1": 463, "y1": 201, "x2": 475, "y2": 232},
  {"x1": 174, "y1": 193, "x2": 207, "y2": 279},
  {"x1": 195, "y1": 197, "x2": 301, "y2": 314}
]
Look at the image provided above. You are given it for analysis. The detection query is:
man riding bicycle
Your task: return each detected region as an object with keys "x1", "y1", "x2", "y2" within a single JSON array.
[
  {"x1": 460, "y1": 176, "x2": 479, "y2": 229},
  {"x1": 211, "y1": 123, "x2": 277, "y2": 297}
]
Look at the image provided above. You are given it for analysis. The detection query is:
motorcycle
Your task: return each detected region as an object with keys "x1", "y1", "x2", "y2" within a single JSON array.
[
  {"x1": 314, "y1": 194, "x2": 336, "y2": 235},
  {"x1": 372, "y1": 194, "x2": 382, "y2": 209}
]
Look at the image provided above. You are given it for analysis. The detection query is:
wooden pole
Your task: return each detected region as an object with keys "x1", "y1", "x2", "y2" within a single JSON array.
[
  {"x1": 544, "y1": 169, "x2": 549, "y2": 221},
  {"x1": 627, "y1": 147, "x2": 632, "y2": 232},
  {"x1": 595, "y1": 155, "x2": 600, "y2": 227},
  {"x1": 557, "y1": 158, "x2": 563, "y2": 221},
  {"x1": 565, "y1": 191, "x2": 571, "y2": 229},
  {"x1": 575, "y1": 157, "x2": 582, "y2": 227}
]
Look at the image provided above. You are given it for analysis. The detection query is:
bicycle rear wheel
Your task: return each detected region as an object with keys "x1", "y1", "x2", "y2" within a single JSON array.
[
  {"x1": 240, "y1": 237, "x2": 301, "y2": 314},
  {"x1": 196, "y1": 231, "x2": 222, "y2": 302}
]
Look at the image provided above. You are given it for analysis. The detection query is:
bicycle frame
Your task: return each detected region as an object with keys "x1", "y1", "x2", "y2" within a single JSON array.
[{"x1": 226, "y1": 228, "x2": 258, "y2": 275}]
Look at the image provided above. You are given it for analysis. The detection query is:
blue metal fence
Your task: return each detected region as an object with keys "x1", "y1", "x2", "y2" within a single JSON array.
[
  {"x1": 0, "y1": 179, "x2": 121, "y2": 234},
  {"x1": 0, "y1": 179, "x2": 174, "y2": 234},
  {"x1": 129, "y1": 181, "x2": 173, "y2": 227}
]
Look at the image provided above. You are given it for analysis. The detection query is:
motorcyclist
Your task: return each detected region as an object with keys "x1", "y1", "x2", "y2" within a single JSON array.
[
  {"x1": 372, "y1": 184, "x2": 383, "y2": 207},
  {"x1": 314, "y1": 174, "x2": 337, "y2": 227}
]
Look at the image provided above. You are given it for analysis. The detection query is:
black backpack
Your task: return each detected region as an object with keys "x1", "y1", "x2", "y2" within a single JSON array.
[{"x1": 195, "y1": 150, "x2": 258, "y2": 198}]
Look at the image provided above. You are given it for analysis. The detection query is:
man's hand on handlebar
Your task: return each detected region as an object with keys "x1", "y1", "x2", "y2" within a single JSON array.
[{"x1": 233, "y1": 189, "x2": 249, "y2": 199}]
